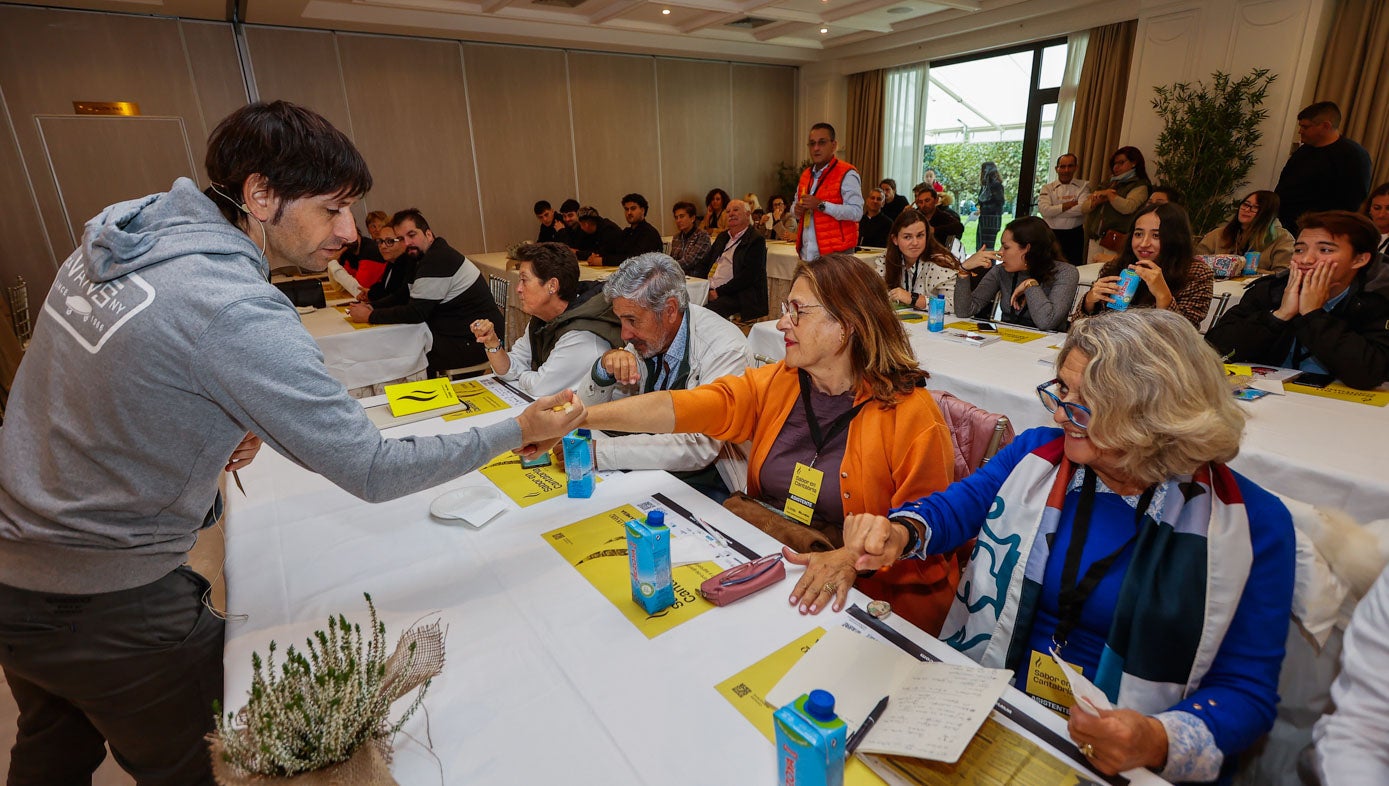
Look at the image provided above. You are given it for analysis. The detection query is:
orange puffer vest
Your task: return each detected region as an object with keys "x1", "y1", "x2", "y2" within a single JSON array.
[{"x1": 796, "y1": 158, "x2": 859, "y2": 256}]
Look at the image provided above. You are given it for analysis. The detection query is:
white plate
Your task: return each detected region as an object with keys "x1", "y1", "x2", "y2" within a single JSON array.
[{"x1": 429, "y1": 486, "x2": 509, "y2": 528}]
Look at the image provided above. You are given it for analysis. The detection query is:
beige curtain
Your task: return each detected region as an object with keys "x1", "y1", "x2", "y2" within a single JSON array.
[
  {"x1": 1069, "y1": 20, "x2": 1138, "y2": 190},
  {"x1": 1313, "y1": 0, "x2": 1389, "y2": 188},
  {"x1": 845, "y1": 69, "x2": 885, "y2": 187}
]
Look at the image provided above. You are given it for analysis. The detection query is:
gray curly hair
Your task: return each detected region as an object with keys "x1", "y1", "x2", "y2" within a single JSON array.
[{"x1": 602, "y1": 253, "x2": 689, "y2": 313}]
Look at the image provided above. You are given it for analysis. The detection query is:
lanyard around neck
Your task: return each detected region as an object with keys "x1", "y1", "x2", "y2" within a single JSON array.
[{"x1": 797, "y1": 370, "x2": 866, "y2": 467}]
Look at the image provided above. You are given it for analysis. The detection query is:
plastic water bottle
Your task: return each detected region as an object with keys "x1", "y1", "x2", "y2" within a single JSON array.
[
  {"x1": 928, "y1": 294, "x2": 946, "y2": 332},
  {"x1": 562, "y1": 429, "x2": 595, "y2": 498},
  {"x1": 774, "y1": 690, "x2": 847, "y2": 786},
  {"x1": 1107, "y1": 268, "x2": 1141, "y2": 311},
  {"x1": 625, "y1": 510, "x2": 674, "y2": 614}
]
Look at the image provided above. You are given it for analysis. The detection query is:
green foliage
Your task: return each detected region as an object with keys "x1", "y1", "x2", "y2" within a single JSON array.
[
  {"x1": 924, "y1": 141, "x2": 1026, "y2": 211},
  {"x1": 1151, "y1": 69, "x2": 1277, "y2": 236},
  {"x1": 774, "y1": 160, "x2": 812, "y2": 200}
]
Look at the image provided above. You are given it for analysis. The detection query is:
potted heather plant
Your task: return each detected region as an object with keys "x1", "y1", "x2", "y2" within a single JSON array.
[{"x1": 210, "y1": 594, "x2": 444, "y2": 785}]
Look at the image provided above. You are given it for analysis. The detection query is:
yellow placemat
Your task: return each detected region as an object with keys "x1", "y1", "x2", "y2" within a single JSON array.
[
  {"x1": 479, "y1": 453, "x2": 576, "y2": 507},
  {"x1": 714, "y1": 628, "x2": 886, "y2": 786},
  {"x1": 1285, "y1": 382, "x2": 1389, "y2": 407},
  {"x1": 384, "y1": 377, "x2": 460, "y2": 417},
  {"x1": 333, "y1": 305, "x2": 384, "y2": 330},
  {"x1": 441, "y1": 380, "x2": 512, "y2": 421},
  {"x1": 944, "y1": 321, "x2": 1046, "y2": 344},
  {"x1": 862, "y1": 717, "x2": 1093, "y2": 785},
  {"x1": 543, "y1": 504, "x2": 719, "y2": 638}
]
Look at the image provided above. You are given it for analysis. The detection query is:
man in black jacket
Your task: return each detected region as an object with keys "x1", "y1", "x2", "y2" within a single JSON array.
[
  {"x1": 573, "y1": 206, "x2": 623, "y2": 267},
  {"x1": 1274, "y1": 102, "x2": 1373, "y2": 235},
  {"x1": 347, "y1": 208, "x2": 503, "y2": 376},
  {"x1": 612, "y1": 193, "x2": 663, "y2": 265},
  {"x1": 1207, "y1": 210, "x2": 1389, "y2": 390},
  {"x1": 913, "y1": 185, "x2": 965, "y2": 248},
  {"x1": 691, "y1": 199, "x2": 768, "y2": 320}
]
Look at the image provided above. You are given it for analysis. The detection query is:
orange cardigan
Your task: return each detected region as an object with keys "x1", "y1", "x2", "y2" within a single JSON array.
[{"x1": 671, "y1": 361, "x2": 960, "y2": 634}]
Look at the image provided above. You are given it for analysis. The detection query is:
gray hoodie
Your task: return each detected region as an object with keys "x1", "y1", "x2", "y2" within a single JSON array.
[{"x1": 0, "y1": 178, "x2": 521, "y2": 594}]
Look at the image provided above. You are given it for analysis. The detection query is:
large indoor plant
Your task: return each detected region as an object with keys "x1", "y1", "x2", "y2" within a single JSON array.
[
  {"x1": 1150, "y1": 68, "x2": 1277, "y2": 236},
  {"x1": 210, "y1": 595, "x2": 444, "y2": 785}
]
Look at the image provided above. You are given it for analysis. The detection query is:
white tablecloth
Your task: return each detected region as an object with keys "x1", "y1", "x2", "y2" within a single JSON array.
[
  {"x1": 299, "y1": 306, "x2": 431, "y2": 390},
  {"x1": 222, "y1": 401, "x2": 1164, "y2": 785},
  {"x1": 750, "y1": 320, "x2": 1389, "y2": 522}
]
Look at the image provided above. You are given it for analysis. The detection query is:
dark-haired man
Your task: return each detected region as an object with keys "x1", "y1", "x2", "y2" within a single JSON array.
[
  {"x1": 612, "y1": 193, "x2": 663, "y2": 265},
  {"x1": 1037, "y1": 153, "x2": 1090, "y2": 266},
  {"x1": 573, "y1": 206, "x2": 623, "y2": 267},
  {"x1": 0, "y1": 101, "x2": 583, "y2": 786},
  {"x1": 1207, "y1": 210, "x2": 1389, "y2": 389},
  {"x1": 793, "y1": 122, "x2": 863, "y2": 261},
  {"x1": 556, "y1": 198, "x2": 581, "y2": 246},
  {"x1": 912, "y1": 184, "x2": 965, "y2": 247},
  {"x1": 534, "y1": 199, "x2": 566, "y2": 243},
  {"x1": 348, "y1": 208, "x2": 504, "y2": 375},
  {"x1": 880, "y1": 178, "x2": 909, "y2": 221},
  {"x1": 1275, "y1": 101, "x2": 1373, "y2": 235},
  {"x1": 859, "y1": 187, "x2": 891, "y2": 247}
]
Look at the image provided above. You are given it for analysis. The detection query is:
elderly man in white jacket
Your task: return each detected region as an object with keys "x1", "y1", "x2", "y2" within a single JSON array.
[{"x1": 578, "y1": 253, "x2": 752, "y2": 499}]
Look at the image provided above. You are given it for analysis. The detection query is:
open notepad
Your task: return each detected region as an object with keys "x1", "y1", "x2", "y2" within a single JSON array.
[{"x1": 766, "y1": 626, "x2": 1011, "y2": 764}]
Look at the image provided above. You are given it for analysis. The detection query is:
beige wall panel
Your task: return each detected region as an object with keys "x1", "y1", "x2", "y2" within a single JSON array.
[
  {"x1": 568, "y1": 52, "x2": 662, "y2": 231},
  {"x1": 655, "y1": 59, "x2": 731, "y2": 237},
  {"x1": 0, "y1": 111, "x2": 52, "y2": 293},
  {"x1": 732, "y1": 64, "x2": 796, "y2": 210},
  {"x1": 38, "y1": 116, "x2": 198, "y2": 243},
  {"x1": 336, "y1": 34, "x2": 484, "y2": 252},
  {"x1": 463, "y1": 44, "x2": 575, "y2": 252},
  {"x1": 244, "y1": 26, "x2": 353, "y2": 137},
  {"x1": 0, "y1": 6, "x2": 219, "y2": 285},
  {"x1": 180, "y1": 19, "x2": 247, "y2": 172}
]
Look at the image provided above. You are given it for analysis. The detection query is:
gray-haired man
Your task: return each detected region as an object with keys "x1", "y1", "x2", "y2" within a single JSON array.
[{"x1": 578, "y1": 253, "x2": 752, "y2": 499}]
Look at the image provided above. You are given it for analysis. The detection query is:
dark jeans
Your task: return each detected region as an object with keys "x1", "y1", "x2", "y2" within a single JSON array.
[{"x1": 0, "y1": 567, "x2": 224, "y2": 786}]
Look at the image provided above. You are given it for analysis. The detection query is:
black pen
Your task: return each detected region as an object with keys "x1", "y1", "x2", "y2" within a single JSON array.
[{"x1": 846, "y1": 695, "x2": 889, "y2": 754}]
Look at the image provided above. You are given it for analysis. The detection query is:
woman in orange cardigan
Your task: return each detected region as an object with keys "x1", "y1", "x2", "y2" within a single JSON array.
[{"x1": 586, "y1": 253, "x2": 961, "y2": 634}]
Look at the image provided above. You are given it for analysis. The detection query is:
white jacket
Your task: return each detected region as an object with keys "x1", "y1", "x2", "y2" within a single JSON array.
[
  {"x1": 1314, "y1": 564, "x2": 1389, "y2": 784},
  {"x1": 578, "y1": 304, "x2": 752, "y2": 490}
]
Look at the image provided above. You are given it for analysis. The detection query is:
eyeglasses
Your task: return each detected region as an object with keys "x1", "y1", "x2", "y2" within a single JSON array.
[
  {"x1": 1237, "y1": 201, "x2": 1259, "y2": 211},
  {"x1": 779, "y1": 300, "x2": 828, "y2": 326},
  {"x1": 1036, "y1": 379, "x2": 1092, "y2": 430},
  {"x1": 378, "y1": 238, "x2": 402, "y2": 246}
]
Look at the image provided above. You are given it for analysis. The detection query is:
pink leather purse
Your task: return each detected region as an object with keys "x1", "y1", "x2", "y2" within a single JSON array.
[{"x1": 698, "y1": 554, "x2": 786, "y2": 606}]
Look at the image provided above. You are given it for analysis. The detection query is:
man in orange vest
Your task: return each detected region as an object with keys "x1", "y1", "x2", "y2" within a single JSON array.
[{"x1": 794, "y1": 122, "x2": 864, "y2": 261}]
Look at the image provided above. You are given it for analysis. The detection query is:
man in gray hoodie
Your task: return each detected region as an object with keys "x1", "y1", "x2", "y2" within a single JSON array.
[{"x1": 0, "y1": 101, "x2": 584, "y2": 785}]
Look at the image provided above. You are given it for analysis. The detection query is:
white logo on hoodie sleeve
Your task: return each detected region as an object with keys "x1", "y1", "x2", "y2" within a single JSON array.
[{"x1": 42, "y1": 253, "x2": 156, "y2": 354}]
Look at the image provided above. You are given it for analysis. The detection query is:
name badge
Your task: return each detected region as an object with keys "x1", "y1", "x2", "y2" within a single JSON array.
[
  {"x1": 1024, "y1": 648, "x2": 1081, "y2": 717},
  {"x1": 783, "y1": 462, "x2": 823, "y2": 526}
]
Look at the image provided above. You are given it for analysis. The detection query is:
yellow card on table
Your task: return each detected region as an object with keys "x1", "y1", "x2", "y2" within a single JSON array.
[
  {"x1": 1223, "y1": 363, "x2": 1254, "y2": 377},
  {"x1": 543, "y1": 504, "x2": 720, "y2": 638},
  {"x1": 334, "y1": 305, "x2": 381, "y2": 330},
  {"x1": 384, "y1": 377, "x2": 460, "y2": 417},
  {"x1": 1285, "y1": 381, "x2": 1389, "y2": 407},
  {"x1": 440, "y1": 381, "x2": 512, "y2": 421},
  {"x1": 783, "y1": 462, "x2": 824, "y2": 526},
  {"x1": 479, "y1": 453, "x2": 577, "y2": 507},
  {"x1": 944, "y1": 320, "x2": 1046, "y2": 344},
  {"x1": 714, "y1": 628, "x2": 886, "y2": 786},
  {"x1": 861, "y1": 717, "x2": 1094, "y2": 786}
]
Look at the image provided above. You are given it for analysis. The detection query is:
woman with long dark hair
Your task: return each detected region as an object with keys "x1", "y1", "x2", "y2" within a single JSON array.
[
  {"x1": 702, "y1": 188, "x2": 730, "y2": 236},
  {"x1": 1195, "y1": 190, "x2": 1294, "y2": 272},
  {"x1": 954, "y1": 216, "x2": 1078, "y2": 330},
  {"x1": 976, "y1": 161, "x2": 1005, "y2": 251},
  {"x1": 1073, "y1": 202, "x2": 1214, "y2": 328},
  {"x1": 876, "y1": 208, "x2": 959, "y2": 309}
]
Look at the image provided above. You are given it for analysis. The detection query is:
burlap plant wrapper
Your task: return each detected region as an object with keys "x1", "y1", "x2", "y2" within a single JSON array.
[{"x1": 212, "y1": 623, "x2": 445, "y2": 786}]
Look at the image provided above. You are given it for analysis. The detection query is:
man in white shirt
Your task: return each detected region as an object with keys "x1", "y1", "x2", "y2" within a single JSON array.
[
  {"x1": 1037, "y1": 153, "x2": 1090, "y2": 267},
  {"x1": 578, "y1": 253, "x2": 752, "y2": 499},
  {"x1": 691, "y1": 200, "x2": 768, "y2": 320},
  {"x1": 793, "y1": 122, "x2": 864, "y2": 261}
]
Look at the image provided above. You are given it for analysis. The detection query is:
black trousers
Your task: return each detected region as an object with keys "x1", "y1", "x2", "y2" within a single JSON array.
[
  {"x1": 0, "y1": 567, "x2": 224, "y2": 786},
  {"x1": 1052, "y1": 225, "x2": 1086, "y2": 268}
]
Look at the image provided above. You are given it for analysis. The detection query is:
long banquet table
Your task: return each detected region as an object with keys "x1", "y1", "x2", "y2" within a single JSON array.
[
  {"x1": 749, "y1": 319, "x2": 1389, "y2": 523},
  {"x1": 222, "y1": 391, "x2": 1166, "y2": 785}
]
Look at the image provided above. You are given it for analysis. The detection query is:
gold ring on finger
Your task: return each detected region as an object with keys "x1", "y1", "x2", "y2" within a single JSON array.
[{"x1": 821, "y1": 581, "x2": 837, "y2": 594}]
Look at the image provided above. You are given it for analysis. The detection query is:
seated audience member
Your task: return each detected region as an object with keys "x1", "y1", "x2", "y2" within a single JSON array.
[
  {"x1": 743, "y1": 192, "x2": 762, "y2": 213},
  {"x1": 556, "y1": 198, "x2": 582, "y2": 247},
  {"x1": 572, "y1": 206, "x2": 623, "y2": 267},
  {"x1": 348, "y1": 209, "x2": 503, "y2": 376},
  {"x1": 1206, "y1": 210, "x2": 1389, "y2": 390},
  {"x1": 360, "y1": 221, "x2": 413, "y2": 303},
  {"x1": 876, "y1": 208, "x2": 959, "y2": 310},
  {"x1": 848, "y1": 309, "x2": 1295, "y2": 783},
  {"x1": 1145, "y1": 186, "x2": 1183, "y2": 208},
  {"x1": 365, "y1": 210, "x2": 389, "y2": 240},
  {"x1": 1363, "y1": 182, "x2": 1389, "y2": 254},
  {"x1": 534, "y1": 200, "x2": 566, "y2": 243},
  {"x1": 586, "y1": 253, "x2": 961, "y2": 633},
  {"x1": 576, "y1": 253, "x2": 753, "y2": 500},
  {"x1": 1313, "y1": 565, "x2": 1389, "y2": 784},
  {"x1": 470, "y1": 242, "x2": 622, "y2": 395},
  {"x1": 751, "y1": 209, "x2": 767, "y2": 235},
  {"x1": 1195, "y1": 190, "x2": 1294, "y2": 272},
  {"x1": 669, "y1": 200, "x2": 711, "y2": 274},
  {"x1": 690, "y1": 199, "x2": 767, "y2": 320},
  {"x1": 880, "y1": 179, "x2": 910, "y2": 221},
  {"x1": 335, "y1": 231, "x2": 386, "y2": 292},
  {"x1": 1074, "y1": 203, "x2": 1214, "y2": 329},
  {"x1": 913, "y1": 183, "x2": 965, "y2": 247},
  {"x1": 703, "y1": 188, "x2": 730, "y2": 237},
  {"x1": 764, "y1": 194, "x2": 798, "y2": 241},
  {"x1": 859, "y1": 187, "x2": 892, "y2": 247},
  {"x1": 954, "y1": 216, "x2": 1078, "y2": 331},
  {"x1": 1082, "y1": 146, "x2": 1152, "y2": 264},
  {"x1": 612, "y1": 193, "x2": 663, "y2": 265}
]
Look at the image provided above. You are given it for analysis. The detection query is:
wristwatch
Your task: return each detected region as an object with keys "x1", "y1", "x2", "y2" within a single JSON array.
[
  {"x1": 485, "y1": 344, "x2": 502, "y2": 354},
  {"x1": 816, "y1": 201, "x2": 827, "y2": 212},
  {"x1": 895, "y1": 517, "x2": 926, "y2": 560}
]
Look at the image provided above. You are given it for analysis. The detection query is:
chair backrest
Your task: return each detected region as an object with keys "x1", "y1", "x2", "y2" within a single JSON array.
[
  {"x1": 488, "y1": 275, "x2": 509, "y2": 314},
  {"x1": 1070, "y1": 282, "x2": 1092, "y2": 317},
  {"x1": 929, "y1": 389, "x2": 1015, "y2": 479},
  {"x1": 1199, "y1": 291, "x2": 1232, "y2": 333}
]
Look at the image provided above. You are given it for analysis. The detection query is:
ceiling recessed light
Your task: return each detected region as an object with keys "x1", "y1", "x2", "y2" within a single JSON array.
[
  {"x1": 887, "y1": 5, "x2": 911, "y2": 13},
  {"x1": 819, "y1": 27, "x2": 829, "y2": 33},
  {"x1": 661, "y1": 7, "x2": 670, "y2": 13}
]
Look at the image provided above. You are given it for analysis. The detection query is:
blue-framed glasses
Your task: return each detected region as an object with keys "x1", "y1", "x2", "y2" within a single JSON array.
[{"x1": 1036, "y1": 379, "x2": 1092, "y2": 430}]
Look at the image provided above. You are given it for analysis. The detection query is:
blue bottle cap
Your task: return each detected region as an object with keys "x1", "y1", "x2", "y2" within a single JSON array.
[
  {"x1": 805, "y1": 689, "x2": 837, "y2": 722},
  {"x1": 646, "y1": 510, "x2": 665, "y2": 528},
  {"x1": 577, "y1": 428, "x2": 592, "y2": 439}
]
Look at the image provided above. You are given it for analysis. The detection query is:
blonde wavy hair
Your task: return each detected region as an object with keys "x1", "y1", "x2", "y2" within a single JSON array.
[{"x1": 1058, "y1": 310, "x2": 1245, "y2": 485}]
